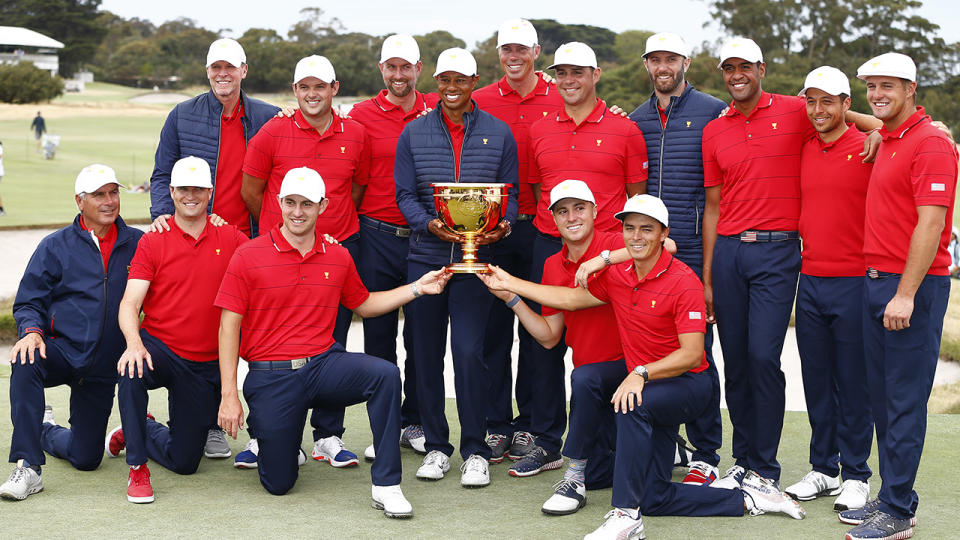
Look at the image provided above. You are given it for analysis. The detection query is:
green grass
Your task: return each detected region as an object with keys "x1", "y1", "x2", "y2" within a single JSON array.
[
  {"x1": 0, "y1": 367, "x2": 958, "y2": 539},
  {"x1": 52, "y1": 82, "x2": 165, "y2": 105}
]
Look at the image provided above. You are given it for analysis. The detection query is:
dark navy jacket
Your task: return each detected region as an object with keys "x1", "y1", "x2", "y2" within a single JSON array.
[
  {"x1": 395, "y1": 102, "x2": 519, "y2": 266},
  {"x1": 149, "y1": 90, "x2": 279, "y2": 227},
  {"x1": 629, "y1": 84, "x2": 726, "y2": 275},
  {"x1": 13, "y1": 215, "x2": 142, "y2": 378}
]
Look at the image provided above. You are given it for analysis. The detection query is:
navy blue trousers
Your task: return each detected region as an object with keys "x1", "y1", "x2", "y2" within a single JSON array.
[
  {"x1": 863, "y1": 273, "x2": 949, "y2": 519},
  {"x1": 244, "y1": 343, "x2": 402, "y2": 495},
  {"x1": 795, "y1": 274, "x2": 872, "y2": 481},
  {"x1": 309, "y1": 232, "x2": 360, "y2": 442},
  {"x1": 8, "y1": 342, "x2": 114, "y2": 470},
  {"x1": 405, "y1": 261, "x2": 494, "y2": 460},
  {"x1": 712, "y1": 235, "x2": 800, "y2": 481},
  {"x1": 117, "y1": 330, "x2": 220, "y2": 474},
  {"x1": 485, "y1": 219, "x2": 535, "y2": 437},
  {"x1": 521, "y1": 231, "x2": 569, "y2": 454},
  {"x1": 562, "y1": 359, "x2": 626, "y2": 490},
  {"x1": 357, "y1": 216, "x2": 419, "y2": 427},
  {"x1": 611, "y1": 370, "x2": 744, "y2": 516}
]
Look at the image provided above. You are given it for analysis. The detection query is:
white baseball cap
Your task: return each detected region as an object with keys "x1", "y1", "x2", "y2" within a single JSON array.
[
  {"x1": 801, "y1": 66, "x2": 851, "y2": 97},
  {"x1": 643, "y1": 32, "x2": 690, "y2": 58},
  {"x1": 717, "y1": 37, "x2": 763, "y2": 68},
  {"x1": 380, "y1": 34, "x2": 420, "y2": 64},
  {"x1": 549, "y1": 179, "x2": 596, "y2": 210},
  {"x1": 75, "y1": 164, "x2": 118, "y2": 195},
  {"x1": 434, "y1": 48, "x2": 477, "y2": 77},
  {"x1": 279, "y1": 167, "x2": 325, "y2": 203},
  {"x1": 615, "y1": 194, "x2": 669, "y2": 227},
  {"x1": 294, "y1": 55, "x2": 336, "y2": 84},
  {"x1": 206, "y1": 38, "x2": 246, "y2": 68},
  {"x1": 497, "y1": 18, "x2": 538, "y2": 48},
  {"x1": 170, "y1": 156, "x2": 213, "y2": 188},
  {"x1": 856, "y1": 52, "x2": 917, "y2": 83},
  {"x1": 548, "y1": 42, "x2": 598, "y2": 69}
]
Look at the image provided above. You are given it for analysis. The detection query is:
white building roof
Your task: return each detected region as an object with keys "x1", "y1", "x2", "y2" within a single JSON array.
[{"x1": 0, "y1": 26, "x2": 64, "y2": 49}]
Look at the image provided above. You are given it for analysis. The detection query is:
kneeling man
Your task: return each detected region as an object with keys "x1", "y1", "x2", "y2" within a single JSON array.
[{"x1": 216, "y1": 167, "x2": 450, "y2": 517}]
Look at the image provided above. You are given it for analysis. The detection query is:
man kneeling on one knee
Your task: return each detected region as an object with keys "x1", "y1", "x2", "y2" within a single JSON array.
[{"x1": 481, "y1": 194, "x2": 805, "y2": 539}]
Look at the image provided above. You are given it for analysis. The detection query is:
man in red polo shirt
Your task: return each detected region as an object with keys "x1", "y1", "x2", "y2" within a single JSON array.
[
  {"x1": 781, "y1": 67, "x2": 873, "y2": 513},
  {"x1": 513, "y1": 41, "x2": 647, "y2": 477},
  {"x1": 472, "y1": 19, "x2": 565, "y2": 464},
  {"x1": 837, "y1": 52, "x2": 957, "y2": 540},
  {"x1": 216, "y1": 167, "x2": 450, "y2": 517},
  {"x1": 348, "y1": 35, "x2": 439, "y2": 459},
  {"x1": 107, "y1": 157, "x2": 248, "y2": 504},
  {"x1": 479, "y1": 180, "x2": 624, "y2": 515},
  {"x1": 241, "y1": 54, "x2": 370, "y2": 467},
  {"x1": 482, "y1": 194, "x2": 804, "y2": 538}
]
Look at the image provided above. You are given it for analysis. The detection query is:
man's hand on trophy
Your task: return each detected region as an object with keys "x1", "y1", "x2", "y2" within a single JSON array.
[
  {"x1": 475, "y1": 221, "x2": 512, "y2": 245},
  {"x1": 416, "y1": 269, "x2": 453, "y2": 295},
  {"x1": 477, "y1": 264, "x2": 516, "y2": 295},
  {"x1": 428, "y1": 218, "x2": 465, "y2": 243}
]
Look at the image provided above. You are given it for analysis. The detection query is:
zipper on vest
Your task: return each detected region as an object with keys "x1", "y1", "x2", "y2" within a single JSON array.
[{"x1": 657, "y1": 97, "x2": 676, "y2": 198}]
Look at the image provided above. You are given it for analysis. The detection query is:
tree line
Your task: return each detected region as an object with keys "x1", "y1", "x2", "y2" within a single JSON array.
[{"x1": 3, "y1": 1, "x2": 959, "y2": 127}]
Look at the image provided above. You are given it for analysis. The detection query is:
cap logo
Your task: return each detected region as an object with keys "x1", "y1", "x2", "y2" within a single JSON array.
[
  {"x1": 512, "y1": 25, "x2": 518, "y2": 30},
  {"x1": 873, "y1": 62, "x2": 880, "y2": 67},
  {"x1": 658, "y1": 36, "x2": 665, "y2": 41},
  {"x1": 564, "y1": 48, "x2": 571, "y2": 53},
  {"x1": 98, "y1": 168, "x2": 105, "y2": 174},
  {"x1": 732, "y1": 43, "x2": 739, "y2": 48},
  {"x1": 189, "y1": 167, "x2": 196, "y2": 171}
]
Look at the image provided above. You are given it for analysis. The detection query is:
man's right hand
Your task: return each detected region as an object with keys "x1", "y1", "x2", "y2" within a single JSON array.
[
  {"x1": 575, "y1": 256, "x2": 605, "y2": 289},
  {"x1": 149, "y1": 214, "x2": 172, "y2": 233},
  {"x1": 427, "y1": 218, "x2": 464, "y2": 243},
  {"x1": 9, "y1": 332, "x2": 45, "y2": 365},
  {"x1": 218, "y1": 395, "x2": 245, "y2": 439},
  {"x1": 117, "y1": 342, "x2": 153, "y2": 378}
]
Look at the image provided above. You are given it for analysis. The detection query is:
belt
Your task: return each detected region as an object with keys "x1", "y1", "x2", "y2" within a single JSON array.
[
  {"x1": 247, "y1": 357, "x2": 312, "y2": 371},
  {"x1": 728, "y1": 230, "x2": 799, "y2": 243},
  {"x1": 517, "y1": 213, "x2": 535, "y2": 222},
  {"x1": 866, "y1": 267, "x2": 900, "y2": 279},
  {"x1": 359, "y1": 215, "x2": 411, "y2": 238}
]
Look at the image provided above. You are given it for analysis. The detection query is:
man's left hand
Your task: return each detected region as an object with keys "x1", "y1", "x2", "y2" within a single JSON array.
[
  {"x1": 475, "y1": 221, "x2": 511, "y2": 245},
  {"x1": 860, "y1": 130, "x2": 882, "y2": 163}
]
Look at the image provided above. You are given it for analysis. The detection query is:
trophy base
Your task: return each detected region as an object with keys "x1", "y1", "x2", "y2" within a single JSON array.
[{"x1": 444, "y1": 261, "x2": 492, "y2": 274}]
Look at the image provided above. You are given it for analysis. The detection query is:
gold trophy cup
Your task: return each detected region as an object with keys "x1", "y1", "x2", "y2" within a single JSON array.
[{"x1": 432, "y1": 182, "x2": 509, "y2": 274}]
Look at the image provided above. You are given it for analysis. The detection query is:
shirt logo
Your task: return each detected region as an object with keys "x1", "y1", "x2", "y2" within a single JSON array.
[
  {"x1": 686, "y1": 121, "x2": 692, "y2": 128},
  {"x1": 891, "y1": 151, "x2": 897, "y2": 158},
  {"x1": 216, "y1": 248, "x2": 221, "y2": 255},
  {"x1": 771, "y1": 122, "x2": 778, "y2": 130},
  {"x1": 931, "y1": 183, "x2": 946, "y2": 191},
  {"x1": 596, "y1": 139, "x2": 602, "y2": 146},
  {"x1": 324, "y1": 272, "x2": 330, "y2": 279},
  {"x1": 847, "y1": 154, "x2": 853, "y2": 161},
  {"x1": 543, "y1": 111, "x2": 549, "y2": 116},
  {"x1": 340, "y1": 146, "x2": 346, "y2": 153},
  {"x1": 483, "y1": 138, "x2": 488, "y2": 144},
  {"x1": 689, "y1": 311, "x2": 702, "y2": 320},
  {"x1": 650, "y1": 300, "x2": 656, "y2": 308}
]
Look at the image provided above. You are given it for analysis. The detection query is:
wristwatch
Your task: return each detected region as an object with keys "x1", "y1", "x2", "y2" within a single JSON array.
[
  {"x1": 632, "y1": 364, "x2": 649, "y2": 382},
  {"x1": 600, "y1": 249, "x2": 612, "y2": 266}
]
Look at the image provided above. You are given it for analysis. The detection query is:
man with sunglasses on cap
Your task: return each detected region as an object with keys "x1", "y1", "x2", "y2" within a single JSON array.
[
  {"x1": 837, "y1": 52, "x2": 957, "y2": 540},
  {"x1": 241, "y1": 54, "x2": 371, "y2": 470},
  {"x1": 216, "y1": 167, "x2": 450, "y2": 517},
  {"x1": 106, "y1": 156, "x2": 249, "y2": 504},
  {"x1": 2, "y1": 165, "x2": 142, "y2": 501}
]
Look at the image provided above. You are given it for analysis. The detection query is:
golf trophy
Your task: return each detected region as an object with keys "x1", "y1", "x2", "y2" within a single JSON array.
[{"x1": 431, "y1": 182, "x2": 509, "y2": 274}]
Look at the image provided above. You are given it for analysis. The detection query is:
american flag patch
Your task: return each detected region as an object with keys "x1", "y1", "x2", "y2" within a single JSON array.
[
  {"x1": 689, "y1": 311, "x2": 702, "y2": 320},
  {"x1": 931, "y1": 183, "x2": 945, "y2": 191},
  {"x1": 642, "y1": 161, "x2": 649, "y2": 169}
]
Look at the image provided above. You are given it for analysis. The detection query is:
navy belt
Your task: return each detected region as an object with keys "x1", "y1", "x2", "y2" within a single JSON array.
[
  {"x1": 359, "y1": 215, "x2": 411, "y2": 238},
  {"x1": 517, "y1": 213, "x2": 535, "y2": 222},
  {"x1": 728, "y1": 230, "x2": 799, "y2": 243},
  {"x1": 248, "y1": 357, "x2": 312, "y2": 371},
  {"x1": 866, "y1": 267, "x2": 900, "y2": 279}
]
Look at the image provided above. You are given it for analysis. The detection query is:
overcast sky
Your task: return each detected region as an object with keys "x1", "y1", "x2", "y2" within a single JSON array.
[{"x1": 99, "y1": 0, "x2": 960, "y2": 55}]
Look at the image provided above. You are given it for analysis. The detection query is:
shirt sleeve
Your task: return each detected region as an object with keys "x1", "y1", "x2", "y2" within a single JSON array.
[
  {"x1": 12, "y1": 237, "x2": 61, "y2": 338},
  {"x1": 702, "y1": 121, "x2": 723, "y2": 188},
  {"x1": 354, "y1": 129, "x2": 373, "y2": 187},
  {"x1": 127, "y1": 234, "x2": 157, "y2": 282},
  {"x1": 624, "y1": 122, "x2": 649, "y2": 184},
  {"x1": 339, "y1": 254, "x2": 370, "y2": 310},
  {"x1": 673, "y1": 276, "x2": 706, "y2": 335},
  {"x1": 526, "y1": 131, "x2": 542, "y2": 186},
  {"x1": 241, "y1": 121, "x2": 276, "y2": 180},
  {"x1": 214, "y1": 249, "x2": 251, "y2": 316},
  {"x1": 585, "y1": 267, "x2": 612, "y2": 304},
  {"x1": 911, "y1": 135, "x2": 958, "y2": 207}
]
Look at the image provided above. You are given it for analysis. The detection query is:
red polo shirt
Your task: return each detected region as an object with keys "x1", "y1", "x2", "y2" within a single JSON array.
[
  {"x1": 243, "y1": 110, "x2": 370, "y2": 241},
  {"x1": 129, "y1": 221, "x2": 247, "y2": 361},
  {"x1": 702, "y1": 92, "x2": 813, "y2": 235},
  {"x1": 215, "y1": 226, "x2": 370, "y2": 361},
  {"x1": 799, "y1": 126, "x2": 872, "y2": 277},
  {"x1": 442, "y1": 108, "x2": 466, "y2": 180},
  {"x1": 863, "y1": 108, "x2": 958, "y2": 275},
  {"x1": 541, "y1": 230, "x2": 624, "y2": 368},
  {"x1": 474, "y1": 75, "x2": 564, "y2": 215},
  {"x1": 350, "y1": 90, "x2": 438, "y2": 225},
  {"x1": 213, "y1": 100, "x2": 251, "y2": 236},
  {"x1": 587, "y1": 249, "x2": 708, "y2": 373},
  {"x1": 528, "y1": 98, "x2": 649, "y2": 236},
  {"x1": 79, "y1": 216, "x2": 117, "y2": 271}
]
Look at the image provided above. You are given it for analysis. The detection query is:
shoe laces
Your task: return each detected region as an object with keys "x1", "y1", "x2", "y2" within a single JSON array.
[
  {"x1": 840, "y1": 479, "x2": 868, "y2": 495},
  {"x1": 422, "y1": 450, "x2": 446, "y2": 467},
  {"x1": 552, "y1": 477, "x2": 583, "y2": 494},
  {"x1": 723, "y1": 465, "x2": 745, "y2": 479},
  {"x1": 486, "y1": 433, "x2": 507, "y2": 445},
  {"x1": 512, "y1": 431, "x2": 534, "y2": 447},
  {"x1": 323, "y1": 435, "x2": 346, "y2": 452},
  {"x1": 800, "y1": 470, "x2": 831, "y2": 491},
  {"x1": 688, "y1": 460, "x2": 713, "y2": 475},
  {"x1": 8, "y1": 466, "x2": 27, "y2": 483},
  {"x1": 207, "y1": 428, "x2": 226, "y2": 443},
  {"x1": 460, "y1": 455, "x2": 487, "y2": 474},
  {"x1": 130, "y1": 466, "x2": 150, "y2": 485},
  {"x1": 601, "y1": 508, "x2": 638, "y2": 524}
]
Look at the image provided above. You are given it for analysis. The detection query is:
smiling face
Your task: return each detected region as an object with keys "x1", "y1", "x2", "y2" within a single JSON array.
[
  {"x1": 864, "y1": 75, "x2": 916, "y2": 124},
  {"x1": 206, "y1": 60, "x2": 247, "y2": 105},
  {"x1": 551, "y1": 198, "x2": 597, "y2": 244},
  {"x1": 644, "y1": 51, "x2": 689, "y2": 95},
  {"x1": 170, "y1": 186, "x2": 212, "y2": 220},
  {"x1": 554, "y1": 65, "x2": 601, "y2": 108},
  {"x1": 435, "y1": 71, "x2": 479, "y2": 114},
  {"x1": 499, "y1": 43, "x2": 540, "y2": 85},
  {"x1": 622, "y1": 213, "x2": 667, "y2": 264},
  {"x1": 805, "y1": 87, "x2": 850, "y2": 138},
  {"x1": 380, "y1": 57, "x2": 421, "y2": 98},
  {"x1": 293, "y1": 77, "x2": 339, "y2": 122},
  {"x1": 280, "y1": 194, "x2": 327, "y2": 239},
  {"x1": 77, "y1": 183, "x2": 120, "y2": 229},
  {"x1": 720, "y1": 57, "x2": 765, "y2": 105}
]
